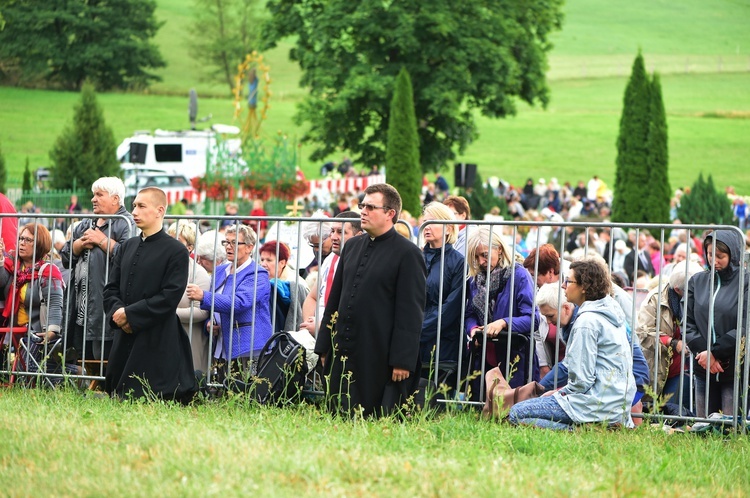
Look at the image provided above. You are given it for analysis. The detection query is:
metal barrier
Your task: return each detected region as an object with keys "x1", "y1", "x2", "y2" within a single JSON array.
[{"x1": 2, "y1": 212, "x2": 748, "y2": 431}]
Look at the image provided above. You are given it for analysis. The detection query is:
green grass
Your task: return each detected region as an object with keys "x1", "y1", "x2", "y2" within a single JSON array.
[
  {"x1": 1, "y1": 389, "x2": 749, "y2": 497},
  {"x1": 8, "y1": 72, "x2": 747, "y2": 193},
  {"x1": 1, "y1": 0, "x2": 749, "y2": 194}
]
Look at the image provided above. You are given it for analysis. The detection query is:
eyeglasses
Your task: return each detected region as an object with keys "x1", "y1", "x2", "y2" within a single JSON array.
[
  {"x1": 563, "y1": 277, "x2": 578, "y2": 286},
  {"x1": 18, "y1": 236, "x2": 35, "y2": 245},
  {"x1": 220, "y1": 240, "x2": 247, "y2": 247},
  {"x1": 358, "y1": 203, "x2": 390, "y2": 212}
]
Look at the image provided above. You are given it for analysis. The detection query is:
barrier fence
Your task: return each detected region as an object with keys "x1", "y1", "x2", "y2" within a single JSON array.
[{"x1": 1, "y1": 212, "x2": 748, "y2": 431}]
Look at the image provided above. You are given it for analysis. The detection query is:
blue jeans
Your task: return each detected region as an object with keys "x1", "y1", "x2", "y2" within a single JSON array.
[
  {"x1": 508, "y1": 395, "x2": 575, "y2": 431},
  {"x1": 662, "y1": 373, "x2": 691, "y2": 409}
]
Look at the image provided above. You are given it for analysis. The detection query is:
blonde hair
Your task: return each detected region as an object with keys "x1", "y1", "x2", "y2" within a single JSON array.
[
  {"x1": 466, "y1": 226, "x2": 512, "y2": 277},
  {"x1": 422, "y1": 202, "x2": 457, "y2": 245},
  {"x1": 167, "y1": 221, "x2": 198, "y2": 247}
]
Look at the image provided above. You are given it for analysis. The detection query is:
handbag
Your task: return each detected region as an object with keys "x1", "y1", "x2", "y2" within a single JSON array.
[{"x1": 483, "y1": 366, "x2": 546, "y2": 419}]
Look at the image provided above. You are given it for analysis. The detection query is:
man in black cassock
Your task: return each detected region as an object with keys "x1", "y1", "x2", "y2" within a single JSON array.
[
  {"x1": 103, "y1": 187, "x2": 196, "y2": 402},
  {"x1": 315, "y1": 183, "x2": 426, "y2": 417}
]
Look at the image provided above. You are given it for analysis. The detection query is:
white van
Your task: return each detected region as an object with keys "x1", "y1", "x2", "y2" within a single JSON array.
[{"x1": 116, "y1": 124, "x2": 242, "y2": 181}]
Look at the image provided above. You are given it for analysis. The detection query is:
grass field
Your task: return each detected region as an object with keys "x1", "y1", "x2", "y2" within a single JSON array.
[
  {"x1": 1, "y1": 0, "x2": 749, "y2": 193},
  {"x1": 1, "y1": 389, "x2": 749, "y2": 497}
]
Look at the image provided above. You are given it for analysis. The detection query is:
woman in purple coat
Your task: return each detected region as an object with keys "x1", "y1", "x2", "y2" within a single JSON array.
[{"x1": 465, "y1": 227, "x2": 541, "y2": 389}]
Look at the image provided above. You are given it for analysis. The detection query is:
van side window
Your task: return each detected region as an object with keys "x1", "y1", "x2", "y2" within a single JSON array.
[{"x1": 154, "y1": 144, "x2": 182, "y2": 162}]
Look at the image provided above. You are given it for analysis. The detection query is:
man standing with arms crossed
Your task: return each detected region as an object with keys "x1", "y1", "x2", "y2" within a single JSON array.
[{"x1": 315, "y1": 184, "x2": 426, "y2": 417}]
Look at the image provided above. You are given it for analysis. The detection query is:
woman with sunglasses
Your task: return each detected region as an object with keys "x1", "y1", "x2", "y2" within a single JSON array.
[{"x1": 509, "y1": 257, "x2": 636, "y2": 430}]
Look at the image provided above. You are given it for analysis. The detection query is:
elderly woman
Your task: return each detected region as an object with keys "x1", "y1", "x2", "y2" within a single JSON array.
[
  {"x1": 194, "y1": 229, "x2": 226, "y2": 275},
  {"x1": 509, "y1": 258, "x2": 637, "y2": 430},
  {"x1": 420, "y1": 202, "x2": 465, "y2": 375},
  {"x1": 636, "y1": 261, "x2": 703, "y2": 405},
  {"x1": 0, "y1": 224, "x2": 73, "y2": 378},
  {"x1": 258, "y1": 240, "x2": 309, "y2": 332},
  {"x1": 465, "y1": 226, "x2": 540, "y2": 389},
  {"x1": 168, "y1": 221, "x2": 211, "y2": 373},
  {"x1": 186, "y1": 224, "x2": 271, "y2": 374}
]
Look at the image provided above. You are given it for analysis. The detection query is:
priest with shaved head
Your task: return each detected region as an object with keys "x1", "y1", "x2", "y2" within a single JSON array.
[{"x1": 103, "y1": 187, "x2": 197, "y2": 403}]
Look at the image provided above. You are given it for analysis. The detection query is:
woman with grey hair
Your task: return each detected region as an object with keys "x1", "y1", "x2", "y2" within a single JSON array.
[
  {"x1": 186, "y1": 223, "x2": 272, "y2": 375},
  {"x1": 169, "y1": 221, "x2": 211, "y2": 373},
  {"x1": 636, "y1": 260, "x2": 703, "y2": 405},
  {"x1": 194, "y1": 229, "x2": 226, "y2": 275}
]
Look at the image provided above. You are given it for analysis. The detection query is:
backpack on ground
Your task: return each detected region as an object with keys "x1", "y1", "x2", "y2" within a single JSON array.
[{"x1": 227, "y1": 331, "x2": 308, "y2": 405}]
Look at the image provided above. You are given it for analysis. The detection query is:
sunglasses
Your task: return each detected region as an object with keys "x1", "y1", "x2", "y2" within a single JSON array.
[{"x1": 358, "y1": 203, "x2": 390, "y2": 212}]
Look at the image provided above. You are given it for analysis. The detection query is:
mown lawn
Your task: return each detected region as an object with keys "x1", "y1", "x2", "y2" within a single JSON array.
[{"x1": 0, "y1": 389, "x2": 748, "y2": 497}]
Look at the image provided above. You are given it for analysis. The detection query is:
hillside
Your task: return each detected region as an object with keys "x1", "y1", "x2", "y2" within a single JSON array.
[{"x1": 1, "y1": 0, "x2": 748, "y2": 192}]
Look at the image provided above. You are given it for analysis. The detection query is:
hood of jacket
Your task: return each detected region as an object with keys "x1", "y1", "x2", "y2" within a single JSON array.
[
  {"x1": 703, "y1": 229, "x2": 744, "y2": 281},
  {"x1": 577, "y1": 295, "x2": 626, "y2": 329}
]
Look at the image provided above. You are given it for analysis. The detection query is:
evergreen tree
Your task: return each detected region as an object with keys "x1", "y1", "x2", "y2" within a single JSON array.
[
  {"x1": 385, "y1": 68, "x2": 421, "y2": 217},
  {"x1": 0, "y1": 142, "x2": 6, "y2": 194},
  {"x1": 612, "y1": 52, "x2": 651, "y2": 222},
  {"x1": 49, "y1": 84, "x2": 120, "y2": 190},
  {"x1": 643, "y1": 73, "x2": 671, "y2": 223},
  {"x1": 22, "y1": 157, "x2": 32, "y2": 192},
  {"x1": 460, "y1": 172, "x2": 500, "y2": 221},
  {"x1": 677, "y1": 173, "x2": 733, "y2": 224}
]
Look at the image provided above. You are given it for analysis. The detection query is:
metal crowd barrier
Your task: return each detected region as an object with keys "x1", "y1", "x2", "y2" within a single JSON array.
[{"x1": 2, "y1": 211, "x2": 748, "y2": 432}]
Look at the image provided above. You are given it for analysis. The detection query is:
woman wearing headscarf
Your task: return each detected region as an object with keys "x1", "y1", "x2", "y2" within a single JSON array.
[{"x1": 685, "y1": 229, "x2": 749, "y2": 418}]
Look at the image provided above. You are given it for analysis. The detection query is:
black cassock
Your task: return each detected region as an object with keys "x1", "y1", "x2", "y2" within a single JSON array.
[
  {"x1": 315, "y1": 228, "x2": 426, "y2": 416},
  {"x1": 103, "y1": 230, "x2": 196, "y2": 402}
]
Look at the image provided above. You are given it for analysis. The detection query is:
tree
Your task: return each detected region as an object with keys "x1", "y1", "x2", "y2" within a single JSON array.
[
  {"x1": 612, "y1": 52, "x2": 651, "y2": 223},
  {"x1": 0, "y1": 142, "x2": 6, "y2": 194},
  {"x1": 22, "y1": 158, "x2": 31, "y2": 193},
  {"x1": 49, "y1": 84, "x2": 120, "y2": 189},
  {"x1": 613, "y1": 53, "x2": 673, "y2": 223},
  {"x1": 189, "y1": 0, "x2": 264, "y2": 94},
  {"x1": 385, "y1": 68, "x2": 421, "y2": 217},
  {"x1": 0, "y1": 0, "x2": 165, "y2": 90},
  {"x1": 460, "y1": 172, "x2": 501, "y2": 221},
  {"x1": 677, "y1": 173, "x2": 733, "y2": 225},
  {"x1": 263, "y1": 0, "x2": 564, "y2": 172},
  {"x1": 642, "y1": 73, "x2": 671, "y2": 223}
]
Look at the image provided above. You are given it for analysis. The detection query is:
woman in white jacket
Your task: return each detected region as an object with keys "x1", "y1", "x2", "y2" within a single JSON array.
[{"x1": 509, "y1": 257, "x2": 637, "y2": 430}]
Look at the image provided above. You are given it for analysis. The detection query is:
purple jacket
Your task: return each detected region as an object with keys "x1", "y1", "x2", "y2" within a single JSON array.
[{"x1": 466, "y1": 262, "x2": 541, "y2": 387}]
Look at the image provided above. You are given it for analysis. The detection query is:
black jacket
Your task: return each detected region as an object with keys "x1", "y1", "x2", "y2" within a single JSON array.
[{"x1": 685, "y1": 229, "x2": 748, "y2": 383}]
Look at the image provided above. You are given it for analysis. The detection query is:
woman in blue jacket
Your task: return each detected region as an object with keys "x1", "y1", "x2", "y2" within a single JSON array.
[
  {"x1": 187, "y1": 224, "x2": 272, "y2": 375},
  {"x1": 420, "y1": 202, "x2": 466, "y2": 380}
]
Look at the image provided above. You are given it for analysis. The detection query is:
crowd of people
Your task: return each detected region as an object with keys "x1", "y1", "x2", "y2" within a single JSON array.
[{"x1": 2, "y1": 174, "x2": 750, "y2": 431}]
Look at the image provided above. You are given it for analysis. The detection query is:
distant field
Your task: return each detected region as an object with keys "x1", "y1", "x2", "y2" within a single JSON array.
[{"x1": 1, "y1": 0, "x2": 749, "y2": 193}]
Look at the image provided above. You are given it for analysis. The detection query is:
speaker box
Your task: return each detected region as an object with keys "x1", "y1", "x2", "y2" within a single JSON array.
[
  {"x1": 454, "y1": 163, "x2": 477, "y2": 188},
  {"x1": 129, "y1": 142, "x2": 148, "y2": 164}
]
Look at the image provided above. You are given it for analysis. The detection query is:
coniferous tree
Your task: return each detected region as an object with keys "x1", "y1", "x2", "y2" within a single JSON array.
[
  {"x1": 22, "y1": 158, "x2": 32, "y2": 192},
  {"x1": 643, "y1": 73, "x2": 671, "y2": 223},
  {"x1": 49, "y1": 84, "x2": 120, "y2": 190},
  {"x1": 612, "y1": 52, "x2": 651, "y2": 222},
  {"x1": 677, "y1": 173, "x2": 733, "y2": 224},
  {"x1": 0, "y1": 142, "x2": 6, "y2": 194},
  {"x1": 385, "y1": 68, "x2": 421, "y2": 217},
  {"x1": 460, "y1": 172, "x2": 500, "y2": 221}
]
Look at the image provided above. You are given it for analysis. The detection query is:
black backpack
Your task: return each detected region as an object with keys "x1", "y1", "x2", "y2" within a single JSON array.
[{"x1": 227, "y1": 331, "x2": 308, "y2": 405}]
